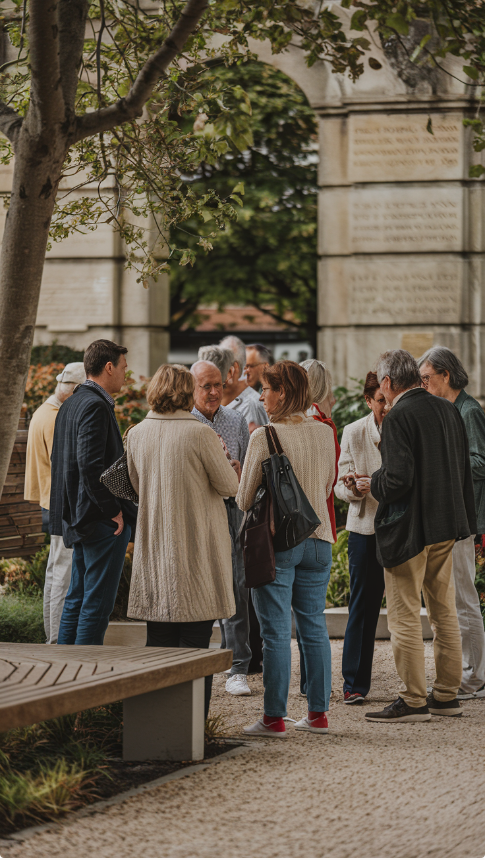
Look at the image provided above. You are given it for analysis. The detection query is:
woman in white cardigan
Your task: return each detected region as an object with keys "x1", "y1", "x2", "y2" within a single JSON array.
[
  {"x1": 334, "y1": 372, "x2": 386, "y2": 705},
  {"x1": 126, "y1": 364, "x2": 239, "y2": 717}
]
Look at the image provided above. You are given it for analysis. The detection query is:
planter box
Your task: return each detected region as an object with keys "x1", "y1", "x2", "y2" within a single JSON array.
[
  {"x1": 104, "y1": 620, "x2": 223, "y2": 647},
  {"x1": 323, "y1": 607, "x2": 433, "y2": 640}
]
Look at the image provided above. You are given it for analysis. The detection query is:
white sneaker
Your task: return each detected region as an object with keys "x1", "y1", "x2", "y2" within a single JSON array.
[
  {"x1": 243, "y1": 719, "x2": 286, "y2": 738},
  {"x1": 474, "y1": 683, "x2": 485, "y2": 698},
  {"x1": 295, "y1": 715, "x2": 329, "y2": 734},
  {"x1": 225, "y1": 674, "x2": 251, "y2": 696}
]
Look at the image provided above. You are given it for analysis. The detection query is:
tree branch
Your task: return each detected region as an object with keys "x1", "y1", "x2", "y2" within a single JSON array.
[
  {"x1": 73, "y1": 0, "x2": 209, "y2": 143},
  {"x1": 58, "y1": 0, "x2": 90, "y2": 117},
  {"x1": 28, "y1": 0, "x2": 63, "y2": 130},
  {"x1": 0, "y1": 102, "x2": 22, "y2": 146}
]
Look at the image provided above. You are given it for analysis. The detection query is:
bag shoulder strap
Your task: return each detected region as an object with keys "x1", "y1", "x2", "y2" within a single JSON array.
[{"x1": 264, "y1": 424, "x2": 284, "y2": 456}]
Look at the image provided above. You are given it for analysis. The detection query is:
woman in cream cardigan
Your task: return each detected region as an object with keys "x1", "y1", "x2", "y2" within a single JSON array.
[
  {"x1": 334, "y1": 371, "x2": 386, "y2": 706},
  {"x1": 126, "y1": 364, "x2": 239, "y2": 717},
  {"x1": 237, "y1": 360, "x2": 337, "y2": 738}
]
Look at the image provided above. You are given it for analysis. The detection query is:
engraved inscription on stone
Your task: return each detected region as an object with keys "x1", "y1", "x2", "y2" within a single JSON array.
[
  {"x1": 351, "y1": 186, "x2": 462, "y2": 253},
  {"x1": 349, "y1": 114, "x2": 462, "y2": 182},
  {"x1": 348, "y1": 257, "x2": 461, "y2": 325}
]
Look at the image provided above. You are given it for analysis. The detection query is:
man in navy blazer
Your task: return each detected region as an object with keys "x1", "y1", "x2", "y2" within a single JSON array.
[{"x1": 50, "y1": 339, "x2": 137, "y2": 645}]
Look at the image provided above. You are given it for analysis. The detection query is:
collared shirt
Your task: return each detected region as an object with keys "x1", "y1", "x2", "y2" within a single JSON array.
[
  {"x1": 83, "y1": 379, "x2": 115, "y2": 407},
  {"x1": 227, "y1": 385, "x2": 268, "y2": 428},
  {"x1": 391, "y1": 386, "x2": 421, "y2": 407},
  {"x1": 191, "y1": 404, "x2": 249, "y2": 466}
]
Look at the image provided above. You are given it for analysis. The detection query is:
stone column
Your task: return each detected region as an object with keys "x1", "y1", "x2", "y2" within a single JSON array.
[{"x1": 317, "y1": 105, "x2": 485, "y2": 396}]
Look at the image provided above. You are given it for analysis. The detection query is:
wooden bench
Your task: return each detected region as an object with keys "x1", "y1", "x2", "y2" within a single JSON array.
[{"x1": 0, "y1": 643, "x2": 232, "y2": 761}]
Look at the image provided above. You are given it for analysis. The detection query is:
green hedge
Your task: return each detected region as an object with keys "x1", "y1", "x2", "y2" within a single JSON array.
[{"x1": 0, "y1": 594, "x2": 44, "y2": 643}]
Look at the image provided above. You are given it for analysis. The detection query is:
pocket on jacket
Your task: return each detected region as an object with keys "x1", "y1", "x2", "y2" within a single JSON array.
[{"x1": 374, "y1": 503, "x2": 414, "y2": 568}]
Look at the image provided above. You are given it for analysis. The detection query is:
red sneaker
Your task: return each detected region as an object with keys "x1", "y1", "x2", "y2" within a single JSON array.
[
  {"x1": 243, "y1": 716, "x2": 286, "y2": 738},
  {"x1": 295, "y1": 713, "x2": 329, "y2": 734},
  {"x1": 344, "y1": 691, "x2": 365, "y2": 705}
]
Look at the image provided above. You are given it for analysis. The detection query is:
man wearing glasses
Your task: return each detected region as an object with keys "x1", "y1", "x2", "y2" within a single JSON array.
[
  {"x1": 191, "y1": 360, "x2": 252, "y2": 698},
  {"x1": 244, "y1": 343, "x2": 272, "y2": 393},
  {"x1": 419, "y1": 345, "x2": 485, "y2": 701}
]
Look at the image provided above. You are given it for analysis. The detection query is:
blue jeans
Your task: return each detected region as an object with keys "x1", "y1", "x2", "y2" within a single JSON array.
[
  {"x1": 252, "y1": 537, "x2": 332, "y2": 717},
  {"x1": 58, "y1": 521, "x2": 131, "y2": 645},
  {"x1": 342, "y1": 532, "x2": 384, "y2": 696}
]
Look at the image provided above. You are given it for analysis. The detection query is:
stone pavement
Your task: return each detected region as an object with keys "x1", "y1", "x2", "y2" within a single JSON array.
[{"x1": 3, "y1": 640, "x2": 485, "y2": 858}]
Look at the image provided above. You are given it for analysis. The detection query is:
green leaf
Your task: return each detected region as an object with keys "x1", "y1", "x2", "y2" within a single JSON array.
[
  {"x1": 426, "y1": 116, "x2": 434, "y2": 135},
  {"x1": 232, "y1": 182, "x2": 245, "y2": 194},
  {"x1": 350, "y1": 10, "x2": 367, "y2": 31},
  {"x1": 469, "y1": 164, "x2": 485, "y2": 178},
  {"x1": 385, "y1": 13, "x2": 409, "y2": 36},
  {"x1": 368, "y1": 57, "x2": 382, "y2": 70},
  {"x1": 463, "y1": 65, "x2": 479, "y2": 80}
]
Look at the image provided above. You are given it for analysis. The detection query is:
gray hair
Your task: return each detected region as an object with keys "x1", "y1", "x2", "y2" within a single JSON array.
[
  {"x1": 247, "y1": 342, "x2": 273, "y2": 364},
  {"x1": 196, "y1": 347, "x2": 233, "y2": 382},
  {"x1": 219, "y1": 335, "x2": 245, "y2": 375},
  {"x1": 418, "y1": 345, "x2": 468, "y2": 390},
  {"x1": 300, "y1": 359, "x2": 333, "y2": 405},
  {"x1": 376, "y1": 349, "x2": 421, "y2": 391}
]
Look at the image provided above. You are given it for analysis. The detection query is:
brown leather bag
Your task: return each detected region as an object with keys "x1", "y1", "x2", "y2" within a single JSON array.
[{"x1": 240, "y1": 480, "x2": 276, "y2": 589}]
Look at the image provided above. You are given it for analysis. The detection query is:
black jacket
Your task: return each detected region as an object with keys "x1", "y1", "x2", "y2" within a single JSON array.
[
  {"x1": 49, "y1": 384, "x2": 137, "y2": 546},
  {"x1": 371, "y1": 388, "x2": 476, "y2": 568}
]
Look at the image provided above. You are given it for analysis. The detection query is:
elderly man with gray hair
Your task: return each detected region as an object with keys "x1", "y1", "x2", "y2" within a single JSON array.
[
  {"x1": 25, "y1": 362, "x2": 86, "y2": 643},
  {"x1": 363, "y1": 349, "x2": 476, "y2": 724},
  {"x1": 419, "y1": 345, "x2": 485, "y2": 699},
  {"x1": 219, "y1": 335, "x2": 268, "y2": 433}
]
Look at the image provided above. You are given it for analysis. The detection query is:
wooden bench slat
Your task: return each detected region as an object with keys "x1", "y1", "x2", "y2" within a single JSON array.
[{"x1": 0, "y1": 660, "x2": 17, "y2": 682}]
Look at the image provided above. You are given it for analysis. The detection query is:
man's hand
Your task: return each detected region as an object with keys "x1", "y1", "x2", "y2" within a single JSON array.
[
  {"x1": 343, "y1": 472, "x2": 362, "y2": 497},
  {"x1": 230, "y1": 459, "x2": 242, "y2": 481},
  {"x1": 112, "y1": 510, "x2": 124, "y2": 536},
  {"x1": 355, "y1": 473, "x2": 371, "y2": 496}
]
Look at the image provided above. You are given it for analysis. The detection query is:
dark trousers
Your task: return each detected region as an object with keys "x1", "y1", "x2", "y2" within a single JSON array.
[
  {"x1": 342, "y1": 532, "x2": 385, "y2": 696},
  {"x1": 146, "y1": 619, "x2": 214, "y2": 719},
  {"x1": 58, "y1": 521, "x2": 131, "y2": 646}
]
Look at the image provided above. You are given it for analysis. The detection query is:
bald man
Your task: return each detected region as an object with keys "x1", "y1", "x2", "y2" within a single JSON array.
[{"x1": 191, "y1": 360, "x2": 252, "y2": 696}]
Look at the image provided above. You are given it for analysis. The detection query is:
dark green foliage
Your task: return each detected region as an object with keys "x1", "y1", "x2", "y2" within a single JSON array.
[
  {"x1": 327, "y1": 529, "x2": 350, "y2": 607},
  {"x1": 170, "y1": 62, "x2": 318, "y2": 343},
  {"x1": 332, "y1": 379, "x2": 369, "y2": 443},
  {"x1": 30, "y1": 342, "x2": 84, "y2": 366},
  {"x1": 0, "y1": 594, "x2": 45, "y2": 643},
  {"x1": 0, "y1": 544, "x2": 49, "y2": 596}
]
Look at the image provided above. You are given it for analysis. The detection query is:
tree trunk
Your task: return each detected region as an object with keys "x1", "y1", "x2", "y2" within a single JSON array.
[{"x1": 0, "y1": 136, "x2": 65, "y2": 496}]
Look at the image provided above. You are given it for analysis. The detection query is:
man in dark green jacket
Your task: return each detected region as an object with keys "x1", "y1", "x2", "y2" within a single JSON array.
[{"x1": 419, "y1": 346, "x2": 485, "y2": 699}]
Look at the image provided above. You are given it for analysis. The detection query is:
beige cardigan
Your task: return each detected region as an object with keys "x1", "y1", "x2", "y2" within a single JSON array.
[
  {"x1": 126, "y1": 410, "x2": 238, "y2": 623},
  {"x1": 334, "y1": 412, "x2": 382, "y2": 535},
  {"x1": 236, "y1": 417, "x2": 336, "y2": 544},
  {"x1": 24, "y1": 398, "x2": 59, "y2": 509}
]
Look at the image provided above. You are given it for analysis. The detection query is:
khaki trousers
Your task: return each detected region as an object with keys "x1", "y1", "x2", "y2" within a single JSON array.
[{"x1": 385, "y1": 540, "x2": 462, "y2": 708}]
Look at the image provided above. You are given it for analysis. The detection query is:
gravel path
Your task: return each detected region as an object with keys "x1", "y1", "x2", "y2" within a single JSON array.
[{"x1": 3, "y1": 640, "x2": 485, "y2": 858}]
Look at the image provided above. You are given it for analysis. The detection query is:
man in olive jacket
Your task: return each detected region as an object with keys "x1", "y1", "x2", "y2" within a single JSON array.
[
  {"x1": 419, "y1": 345, "x2": 485, "y2": 699},
  {"x1": 365, "y1": 350, "x2": 476, "y2": 724},
  {"x1": 50, "y1": 340, "x2": 137, "y2": 646}
]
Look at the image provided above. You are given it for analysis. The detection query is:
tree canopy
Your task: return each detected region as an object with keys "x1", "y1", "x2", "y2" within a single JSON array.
[{"x1": 169, "y1": 61, "x2": 318, "y2": 342}]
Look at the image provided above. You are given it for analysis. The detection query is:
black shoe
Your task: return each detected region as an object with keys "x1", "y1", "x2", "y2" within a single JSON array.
[
  {"x1": 426, "y1": 692, "x2": 463, "y2": 717},
  {"x1": 365, "y1": 696, "x2": 431, "y2": 723}
]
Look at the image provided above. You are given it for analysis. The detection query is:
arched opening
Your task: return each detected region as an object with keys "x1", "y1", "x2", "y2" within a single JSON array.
[{"x1": 168, "y1": 61, "x2": 319, "y2": 367}]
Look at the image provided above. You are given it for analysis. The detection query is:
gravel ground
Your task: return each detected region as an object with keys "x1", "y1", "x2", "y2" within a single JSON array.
[{"x1": 2, "y1": 640, "x2": 485, "y2": 859}]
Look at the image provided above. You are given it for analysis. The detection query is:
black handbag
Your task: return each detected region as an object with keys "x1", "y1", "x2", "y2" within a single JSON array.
[
  {"x1": 262, "y1": 425, "x2": 321, "y2": 552},
  {"x1": 240, "y1": 479, "x2": 276, "y2": 589},
  {"x1": 99, "y1": 425, "x2": 138, "y2": 503}
]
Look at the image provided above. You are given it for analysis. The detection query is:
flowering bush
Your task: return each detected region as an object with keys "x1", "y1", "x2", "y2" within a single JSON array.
[
  {"x1": 114, "y1": 373, "x2": 149, "y2": 434},
  {"x1": 0, "y1": 545, "x2": 49, "y2": 594},
  {"x1": 24, "y1": 364, "x2": 64, "y2": 415}
]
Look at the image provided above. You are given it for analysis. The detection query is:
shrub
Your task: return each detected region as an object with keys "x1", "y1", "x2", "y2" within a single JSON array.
[
  {"x1": 24, "y1": 363, "x2": 64, "y2": 415},
  {"x1": 327, "y1": 529, "x2": 350, "y2": 608},
  {"x1": 0, "y1": 594, "x2": 45, "y2": 643},
  {"x1": 30, "y1": 342, "x2": 84, "y2": 366},
  {"x1": 0, "y1": 544, "x2": 49, "y2": 595},
  {"x1": 114, "y1": 372, "x2": 149, "y2": 434},
  {"x1": 332, "y1": 378, "x2": 368, "y2": 443}
]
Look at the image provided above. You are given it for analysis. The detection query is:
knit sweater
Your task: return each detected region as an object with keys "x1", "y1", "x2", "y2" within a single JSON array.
[
  {"x1": 126, "y1": 410, "x2": 238, "y2": 623},
  {"x1": 236, "y1": 416, "x2": 336, "y2": 544},
  {"x1": 24, "y1": 397, "x2": 60, "y2": 509}
]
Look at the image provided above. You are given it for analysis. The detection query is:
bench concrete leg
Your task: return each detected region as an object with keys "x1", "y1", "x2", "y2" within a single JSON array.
[{"x1": 122, "y1": 678, "x2": 205, "y2": 762}]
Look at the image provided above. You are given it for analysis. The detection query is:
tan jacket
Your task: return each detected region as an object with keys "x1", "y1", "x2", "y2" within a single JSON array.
[
  {"x1": 126, "y1": 410, "x2": 238, "y2": 623},
  {"x1": 24, "y1": 397, "x2": 60, "y2": 509},
  {"x1": 236, "y1": 417, "x2": 336, "y2": 544},
  {"x1": 334, "y1": 412, "x2": 382, "y2": 535}
]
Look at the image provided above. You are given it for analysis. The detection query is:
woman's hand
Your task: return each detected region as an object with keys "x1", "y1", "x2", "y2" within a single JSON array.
[
  {"x1": 355, "y1": 473, "x2": 371, "y2": 495},
  {"x1": 230, "y1": 459, "x2": 242, "y2": 482},
  {"x1": 343, "y1": 472, "x2": 362, "y2": 497}
]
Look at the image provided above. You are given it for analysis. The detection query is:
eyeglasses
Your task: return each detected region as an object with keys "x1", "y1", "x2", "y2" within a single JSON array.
[
  {"x1": 420, "y1": 373, "x2": 441, "y2": 388},
  {"x1": 244, "y1": 362, "x2": 264, "y2": 370},
  {"x1": 197, "y1": 382, "x2": 223, "y2": 393}
]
